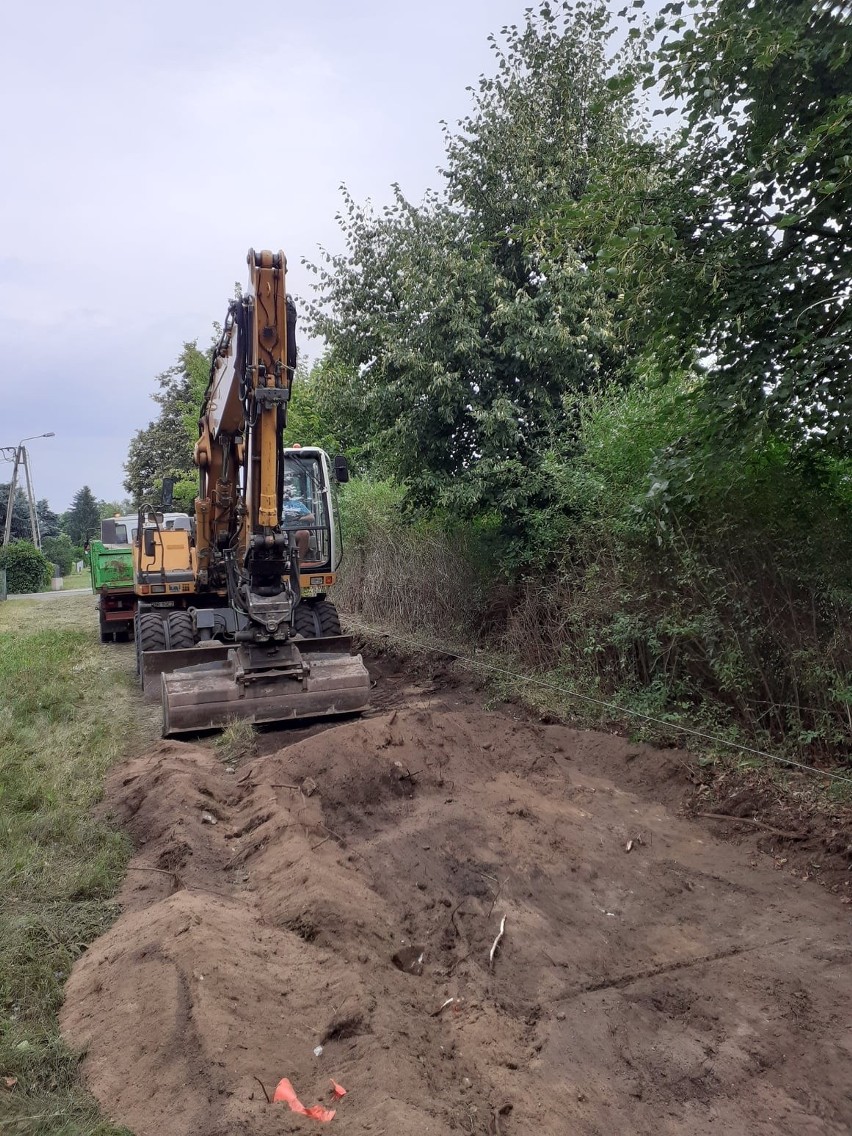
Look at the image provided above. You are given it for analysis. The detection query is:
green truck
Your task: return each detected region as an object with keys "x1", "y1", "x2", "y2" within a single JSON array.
[
  {"x1": 90, "y1": 512, "x2": 194, "y2": 643},
  {"x1": 90, "y1": 520, "x2": 136, "y2": 642}
]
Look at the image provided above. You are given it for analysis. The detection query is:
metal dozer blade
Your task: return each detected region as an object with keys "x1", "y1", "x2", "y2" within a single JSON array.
[{"x1": 161, "y1": 635, "x2": 370, "y2": 736}]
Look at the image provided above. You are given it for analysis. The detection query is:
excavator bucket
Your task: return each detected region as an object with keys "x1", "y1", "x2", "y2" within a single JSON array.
[
  {"x1": 141, "y1": 644, "x2": 232, "y2": 694},
  {"x1": 160, "y1": 636, "x2": 370, "y2": 736}
]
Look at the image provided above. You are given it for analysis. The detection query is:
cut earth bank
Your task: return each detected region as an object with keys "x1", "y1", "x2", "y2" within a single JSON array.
[{"x1": 61, "y1": 656, "x2": 852, "y2": 1135}]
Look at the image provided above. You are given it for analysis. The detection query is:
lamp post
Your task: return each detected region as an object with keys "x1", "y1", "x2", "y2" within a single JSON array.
[{"x1": 2, "y1": 432, "x2": 56, "y2": 549}]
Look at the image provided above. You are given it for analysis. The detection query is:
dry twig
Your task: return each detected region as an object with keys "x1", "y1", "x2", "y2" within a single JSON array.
[
  {"x1": 253, "y1": 1076, "x2": 271, "y2": 1103},
  {"x1": 430, "y1": 997, "x2": 456, "y2": 1017}
]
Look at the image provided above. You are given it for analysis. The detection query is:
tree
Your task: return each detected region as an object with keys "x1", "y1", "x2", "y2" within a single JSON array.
[
  {"x1": 37, "y1": 499, "x2": 61, "y2": 539},
  {"x1": 64, "y1": 486, "x2": 101, "y2": 545},
  {"x1": 283, "y1": 361, "x2": 344, "y2": 457},
  {"x1": 306, "y1": 2, "x2": 653, "y2": 525},
  {"x1": 0, "y1": 484, "x2": 32, "y2": 542},
  {"x1": 622, "y1": 0, "x2": 852, "y2": 454},
  {"x1": 42, "y1": 533, "x2": 75, "y2": 575},
  {"x1": 124, "y1": 341, "x2": 210, "y2": 508}
]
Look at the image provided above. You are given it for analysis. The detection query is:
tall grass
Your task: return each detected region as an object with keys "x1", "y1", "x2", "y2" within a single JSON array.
[
  {"x1": 0, "y1": 594, "x2": 138, "y2": 1135},
  {"x1": 336, "y1": 479, "x2": 493, "y2": 637}
]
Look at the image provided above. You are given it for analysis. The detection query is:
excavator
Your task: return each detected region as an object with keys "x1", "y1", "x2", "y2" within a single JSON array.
[{"x1": 133, "y1": 249, "x2": 370, "y2": 736}]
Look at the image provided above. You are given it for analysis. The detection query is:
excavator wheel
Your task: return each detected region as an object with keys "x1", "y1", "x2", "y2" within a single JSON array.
[
  {"x1": 136, "y1": 612, "x2": 166, "y2": 686},
  {"x1": 167, "y1": 610, "x2": 195, "y2": 649},
  {"x1": 293, "y1": 598, "x2": 342, "y2": 639}
]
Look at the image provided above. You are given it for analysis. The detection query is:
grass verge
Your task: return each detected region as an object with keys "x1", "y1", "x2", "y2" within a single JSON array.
[
  {"x1": 61, "y1": 572, "x2": 92, "y2": 592},
  {"x1": 0, "y1": 593, "x2": 141, "y2": 1135}
]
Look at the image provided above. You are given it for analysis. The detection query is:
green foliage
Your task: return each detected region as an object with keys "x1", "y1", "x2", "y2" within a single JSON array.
[
  {"x1": 524, "y1": 381, "x2": 852, "y2": 757},
  {"x1": 335, "y1": 478, "x2": 497, "y2": 636},
  {"x1": 0, "y1": 485, "x2": 32, "y2": 542},
  {"x1": 97, "y1": 498, "x2": 132, "y2": 521},
  {"x1": 0, "y1": 491, "x2": 58, "y2": 543},
  {"x1": 123, "y1": 340, "x2": 211, "y2": 508},
  {"x1": 284, "y1": 361, "x2": 345, "y2": 456},
  {"x1": 620, "y1": 0, "x2": 852, "y2": 455},
  {"x1": 63, "y1": 486, "x2": 101, "y2": 546},
  {"x1": 306, "y1": 1, "x2": 654, "y2": 524},
  {"x1": 37, "y1": 499, "x2": 61, "y2": 539},
  {"x1": 0, "y1": 541, "x2": 51, "y2": 593},
  {"x1": 339, "y1": 377, "x2": 852, "y2": 760},
  {"x1": 336, "y1": 477, "x2": 407, "y2": 546},
  {"x1": 41, "y1": 533, "x2": 76, "y2": 576}
]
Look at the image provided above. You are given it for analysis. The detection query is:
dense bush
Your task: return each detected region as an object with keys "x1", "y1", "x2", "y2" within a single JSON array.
[
  {"x1": 0, "y1": 541, "x2": 52, "y2": 594},
  {"x1": 336, "y1": 380, "x2": 852, "y2": 762},
  {"x1": 41, "y1": 534, "x2": 76, "y2": 577},
  {"x1": 502, "y1": 379, "x2": 852, "y2": 759}
]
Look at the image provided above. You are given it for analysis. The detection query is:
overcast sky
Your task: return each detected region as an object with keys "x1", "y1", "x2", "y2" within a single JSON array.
[{"x1": 0, "y1": 0, "x2": 536, "y2": 511}]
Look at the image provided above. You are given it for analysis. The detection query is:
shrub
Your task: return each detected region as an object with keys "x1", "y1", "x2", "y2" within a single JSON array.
[
  {"x1": 41, "y1": 534, "x2": 75, "y2": 576},
  {"x1": 0, "y1": 540, "x2": 52, "y2": 593},
  {"x1": 335, "y1": 380, "x2": 852, "y2": 765}
]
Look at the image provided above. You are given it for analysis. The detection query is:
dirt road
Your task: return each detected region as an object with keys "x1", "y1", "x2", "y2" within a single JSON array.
[{"x1": 61, "y1": 652, "x2": 852, "y2": 1135}]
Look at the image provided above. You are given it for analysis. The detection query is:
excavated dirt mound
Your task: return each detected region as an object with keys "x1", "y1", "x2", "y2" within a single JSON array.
[{"x1": 62, "y1": 699, "x2": 852, "y2": 1135}]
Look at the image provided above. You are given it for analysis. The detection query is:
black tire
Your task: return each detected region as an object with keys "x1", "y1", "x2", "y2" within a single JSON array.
[
  {"x1": 293, "y1": 602, "x2": 320, "y2": 638},
  {"x1": 293, "y1": 598, "x2": 342, "y2": 639},
  {"x1": 138, "y1": 611, "x2": 167, "y2": 653},
  {"x1": 137, "y1": 612, "x2": 167, "y2": 691},
  {"x1": 167, "y1": 610, "x2": 195, "y2": 649},
  {"x1": 315, "y1": 598, "x2": 342, "y2": 636}
]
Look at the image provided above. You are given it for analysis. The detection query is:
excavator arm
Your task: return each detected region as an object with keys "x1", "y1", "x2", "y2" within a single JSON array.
[{"x1": 194, "y1": 250, "x2": 300, "y2": 640}]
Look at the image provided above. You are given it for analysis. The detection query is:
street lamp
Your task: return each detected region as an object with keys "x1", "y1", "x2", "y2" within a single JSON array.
[{"x1": 2, "y1": 432, "x2": 56, "y2": 548}]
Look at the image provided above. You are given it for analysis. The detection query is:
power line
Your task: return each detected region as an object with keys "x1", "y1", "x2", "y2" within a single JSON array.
[{"x1": 354, "y1": 621, "x2": 852, "y2": 788}]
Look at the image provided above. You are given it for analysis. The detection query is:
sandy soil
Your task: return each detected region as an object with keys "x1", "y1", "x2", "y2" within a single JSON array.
[{"x1": 61, "y1": 655, "x2": 852, "y2": 1135}]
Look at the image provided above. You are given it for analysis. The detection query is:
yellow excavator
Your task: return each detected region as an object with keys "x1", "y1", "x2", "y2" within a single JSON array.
[{"x1": 133, "y1": 249, "x2": 370, "y2": 736}]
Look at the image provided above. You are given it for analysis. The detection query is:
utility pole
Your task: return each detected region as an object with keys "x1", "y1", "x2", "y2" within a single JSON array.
[
  {"x1": 22, "y1": 448, "x2": 41, "y2": 549},
  {"x1": 1, "y1": 446, "x2": 21, "y2": 548},
  {"x1": 1, "y1": 433, "x2": 55, "y2": 548}
]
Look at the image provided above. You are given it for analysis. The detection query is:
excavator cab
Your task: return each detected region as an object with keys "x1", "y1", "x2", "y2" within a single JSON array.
[{"x1": 282, "y1": 447, "x2": 340, "y2": 577}]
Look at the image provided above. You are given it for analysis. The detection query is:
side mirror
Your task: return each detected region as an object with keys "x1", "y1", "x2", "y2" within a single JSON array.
[
  {"x1": 162, "y1": 477, "x2": 175, "y2": 508},
  {"x1": 333, "y1": 455, "x2": 350, "y2": 484},
  {"x1": 144, "y1": 528, "x2": 156, "y2": 558}
]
